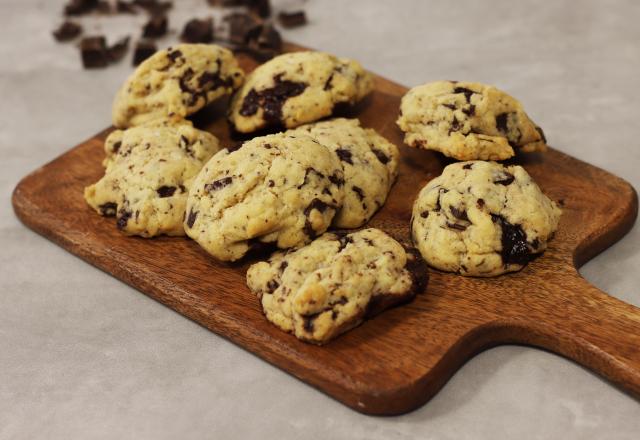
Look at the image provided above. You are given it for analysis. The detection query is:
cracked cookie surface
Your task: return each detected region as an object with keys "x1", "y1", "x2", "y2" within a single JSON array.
[
  {"x1": 228, "y1": 51, "x2": 373, "y2": 133},
  {"x1": 411, "y1": 161, "x2": 561, "y2": 276},
  {"x1": 184, "y1": 133, "x2": 344, "y2": 261},
  {"x1": 84, "y1": 121, "x2": 221, "y2": 237},
  {"x1": 290, "y1": 118, "x2": 399, "y2": 228},
  {"x1": 397, "y1": 81, "x2": 547, "y2": 161},
  {"x1": 112, "y1": 44, "x2": 244, "y2": 128},
  {"x1": 246, "y1": 228, "x2": 427, "y2": 344}
]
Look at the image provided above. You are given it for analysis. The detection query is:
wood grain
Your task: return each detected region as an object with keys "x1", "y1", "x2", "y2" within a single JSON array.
[{"x1": 11, "y1": 43, "x2": 640, "y2": 415}]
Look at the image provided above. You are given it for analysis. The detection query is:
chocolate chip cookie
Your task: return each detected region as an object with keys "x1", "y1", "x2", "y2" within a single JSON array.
[
  {"x1": 397, "y1": 81, "x2": 547, "y2": 161},
  {"x1": 290, "y1": 118, "x2": 399, "y2": 228},
  {"x1": 246, "y1": 228, "x2": 427, "y2": 344},
  {"x1": 411, "y1": 161, "x2": 561, "y2": 276},
  {"x1": 228, "y1": 51, "x2": 373, "y2": 133},
  {"x1": 112, "y1": 44, "x2": 245, "y2": 128},
  {"x1": 184, "y1": 133, "x2": 345, "y2": 261},
  {"x1": 84, "y1": 121, "x2": 221, "y2": 237}
]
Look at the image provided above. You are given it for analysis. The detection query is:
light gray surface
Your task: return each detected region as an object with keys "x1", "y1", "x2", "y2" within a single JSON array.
[{"x1": 1, "y1": 0, "x2": 639, "y2": 438}]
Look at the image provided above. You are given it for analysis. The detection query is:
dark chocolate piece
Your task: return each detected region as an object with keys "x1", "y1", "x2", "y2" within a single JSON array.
[
  {"x1": 143, "y1": 14, "x2": 168, "y2": 38},
  {"x1": 181, "y1": 18, "x2": 214, "y2": 43},
  {"x1": 204, "y1": 177, "x2": 233, "y2": 191},
  {"x1": 98, "y1": 202, "x2": 118, "y2": 216},
  {"x1": 64, "y1": 0, "x2": 99, "y2": 16},
  {"x1": 107, "y1": 36, "x2": 130, "y2": 63},
  {"x1": 132, "y1": 39, "x2": 157, "y2": 66},
  {"x1": 247, "y1": 0, "x2": 271, "y2": 18},
  {"x1": 242, "y1": 23, "x2": 282, "y2": 61},
  {"x1": 239, "y1": 74, "x2": 306, "y2": 124},
  {"x1": 494, "y1": 172, "x2": 515, "y2": 186},
  {"x1": 53, "y1": 21, "x2": 83, "y2": 42},
  {"x1": 278, "y1": 10, "x2": 307, "y2": 28},
  {"x1": 352, "y1": 186, "x2": 365, "y2": 201},
  {"x1": 303, "y1": 198, "x2": 332, "y2": 238},
  {"x1": 156, "y1": 185, "x2": 177, "y2": 197},
  {"x1": 116, "y1": 210, "x2": 132, "y2": 229},
  {"x1": 223, "y1": 12, "x2": 259, "y2": 45},
  {"x1": 335, "y1": 148, "x2": 353, "y2": 164},
  {"x1": 80, "y1": 36, "x2": 109, "y2": 68},
  {"x1": 133, "y1": 0, "x2": 172, "y2": 15},
  {"x1": 491, "y1": 214, "x2": 532, "y2": 266},
  {"x1": 186, "y1": 209, "x2": 198, "y2": 228}
]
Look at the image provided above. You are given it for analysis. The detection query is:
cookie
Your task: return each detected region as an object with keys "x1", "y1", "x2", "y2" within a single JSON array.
[
  {"x1": 184, "y1": 133, "x2": 345, "y2": 261},
  {"x1": 411, "y1": 161, "x2": 561, "y2": 276},
  {"x1": 228, "y1": 51, "x2": 373, "y2": 133},
  {"x1": 84, "y1": 121, "x2": 221, "y2": 237},
  {"x1": 397, "y1": 81, "x2": 547, "y2": 161},
  {"x1": 112, "y1": 44, "x2": 245, "y2": 128},
  {"x1": 246, "y1": 228, "x2": 427, "y2": 344},
  {"x1": 290, "y1": 118, "x2": 399, "y2": 228}
]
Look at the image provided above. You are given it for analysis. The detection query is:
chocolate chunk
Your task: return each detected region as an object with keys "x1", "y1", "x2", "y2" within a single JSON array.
[
  {"x1": 247, "y1": 0, "x2": 271, "y2": 18},
  {"x1": 535, "y1": 125, "x2": 547, "y2": 143},
  {"x1": 223, "y1": 12, "x2": 259, "y2": 45},
  {"x1": 404, "y1": 248, "x2": 429, "y2": 296},
  {"x1": 186, "y1": 209, "x2": 198, "y2": 228},
  {"x1": 116, "y1": 1, "x2": 137, "y2": 13},
  {"x1": 156, "y1": 185, "x2": 177, "y2": 197},
  {"x1": 242, "y1": 23, "x2": 282, "y2": 61},
  {"x1": 132, "y1": 39, "x2": 157, "y2": 66},
  {"x1": 335, "y1": 148, "x2": 353, "y2": 164},
  {"x1": 352, "y1": 186, "x2": 365, "y2": 201},
  {"x1": 98, "y1": 202, "x2": 117, "y2": 216},
  {"x1": 477, "y1": 198, "x2": 485, "y2": 209},
  {"x1": 111, "y1": 141, "x2": 122, "y2": 154},
  {"x1": 371, "y1": 147, "x2": 390, "y2": 164},
  {"x1": 133, "y1": 0, "x2": 172, "y2": 14},
  {"x1": 450, "y1": 206, "x2": 469, "y2": 222},
  {"x1": 494, "y1": 172, "x2": 515, "y2": 186},
  {"x1": 420, "y1": 211, "x2": 429, "y2": 218},
  {"x1": 442, "y1": 103, "x2": 456, "y2": 110},
  {"x1": 302, "y1": 313, "x2": 317, "y2": 333},
  {"x1": 279, "y1": 261, "x2": 288, "y2": 272},
  {"x1": 491, "y1": 214, "x2": 531, "y2": 266},
  {"x1": 462, "y1": 163, "x2": 473, "y2": 170},
  {"x1": 328, "y1": 173, "x2": 344, "y2": 187},
  {"x1": 453, "y1": 86, "x2": 475, "y2": 102},
  {"x1": 297, "y1": 167, "x2": 325, "y2": 189},
  {"x1": 495, "y1": 113, "x2": 509, "y2": 133},
  {"x1": 462, "y1": 104, "x2": 475, "y2": 116},
  {"x1": 107, "y1": 36, "x2": 130, "y2": 63},
  {"x1": 143, "y1": 14, "x2": 168, "y2": 38},
  {"x1": 64, "y1": 0, "x2": 99, "y2": 16},
  {"x1": 205, "y1": 177, "x2": 233, "y2": 191},
  {"x1": 80, "y1": 36, "x2": 109, "y2": 68},
  {"x1": 239, "y1": 74, "x2": 306, "y2": 124},
  {"x1": 53, "y1": 21, "x2": 82, "y2": 42},
  {"x1": 303, "y1": 198, "x2": 332, "y2": 238},
  {"x1": 198, "y1": 70, "x2": 233, "y2": 90},
  {"x1": 337, "y1": 235, "x2": 354, "y2": 251},
  {"x1": 181, "y1": 18, "x2": 214, "y2": 43},
  {"x1": 167, "y1": 48, "x2": 183, "y2": 63},
  {"x1": 266, "y1": 279, "x2": 279, "y2": 293},
  {"x1": 446, "y1": 222, "x2": 467, "y2": 231},
  {"x1": 116, "y1": 210, "x2": 132, "y2": 229},
  {"x1": 278, "y1": 10, "x2": 307, "y2": 28}
]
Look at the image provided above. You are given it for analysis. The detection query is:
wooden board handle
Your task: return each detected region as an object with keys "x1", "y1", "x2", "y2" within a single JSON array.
[{"x1": 489, "y1": 274, "x2": 640, "y2": 397}]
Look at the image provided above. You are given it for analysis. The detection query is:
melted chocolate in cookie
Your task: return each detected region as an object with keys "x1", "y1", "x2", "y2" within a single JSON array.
[
  {"x1": 491, "y1": 214, "x2": 531, "y2": 265},
  {"x1": 239, "y1": 73, "x2": 307, "y2": 124}
]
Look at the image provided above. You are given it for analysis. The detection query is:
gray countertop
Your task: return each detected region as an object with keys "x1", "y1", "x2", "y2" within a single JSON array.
[{"x1": 1, "y1": 0, "x2": 639, "y2": 438}]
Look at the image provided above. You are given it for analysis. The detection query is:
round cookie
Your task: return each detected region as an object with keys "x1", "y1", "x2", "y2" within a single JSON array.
[
  {"x1": 184, "y1": 133, "x2": 345, "y2": 261},
  {"x1": 246, "y1": 228, "x2": 427, "y2": 344},
  {"x1": 397, "y1": 81, "x2": 547, "y2": 161},
  {"x1": 84, "y1": 121, "x2": 221, "y2": 237},
  {"x1": 291, "y1": 118, "x2": 399, "y2": 228},
  {"x1": 411, "y1": 161, "x2": 561, "y2": 276},
  {"x1": 112, "y1": 44, "x2": 245, "y2": 128},
  {"x1": 228, "y1": 51, "x2": 373, "y2": 133}
]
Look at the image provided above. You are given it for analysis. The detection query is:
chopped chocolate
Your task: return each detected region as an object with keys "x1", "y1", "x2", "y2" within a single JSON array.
[
  {"x1": 302, "y1": 313, "x2": 317, "y2": 333},
  {"x1": 53, "y1": 21, "x2": 83, "y2": 42},
  {"x1": 337, "y1": 235, "x2": 354, "y2": 251},
  {"x1": 495, "y1": 112, "x2": 509, "y2": 133},
  {"x1": 143, "y1": 14, "x2": 168, "y2": 38},
  {"x1": 352, "y1": 186, "x2": 365, "y2": 201},
  {"x1": 181, "y1": 18, "x2": 214, "y2": 44},
  {"x1": 371, "y1": 147, "x2": 390, "y2": 164},
  {"x1": 297, "y1": 167, "x2": 325, "y2": 189},
  {"x1": 420, "y1": 210, "x2": 429, "y2": 218},
  {"x1": 535, "y1": 125, "x2": 547, "y2": 143},
  {"x1": 64, "y1": 0, "x2": 99, "y2": 16},
  {"x1": 186, "y1": 209, "x2": 198, "y2": 228},
  {"x1": 462, "y1": 104, "x2": 476, "y2": 116},
  {"x1": 223, "y1": 12, "x2": 259, "y2": 45},
  {"x1": 494, "y1": 172, "x2": 515, "y2": 186},
  {"x1": 278, "y1": 10, "x2": 307, "y2": 28},
  {"x1": 453, "y1": 86, "x2": 475, "y2": 102},
  {"x1": 450, "y1": 206, "x2": 469, "y2": 222},
  {"x1": 477, "y1": 198, "x2": 485, "y2": 208},
  {"x1": 239, "y1": 74, "x2": 306, "y2": 124},
  {"x1": 266, "y1": 279, "x2": 279, "y2": 293},
  {"x1": 335, "y1": 148, "x2": 353, "y2": 164},
  {"x1": 242, "y1": 23, "x2": 282, "y2": 61},
  {"x1": 303, "y1": 198, "x2": 332, "y2": 238},
  {"x1": 328, "y1": 173, "x2": 344, "y2": 187},
  {"x1": 107, "y1": 36, "x2": 130, "y2": 63},
  {"x1": 204, "y1": 176, "x2": 233, "y2": 191},
  {"x1": 134, "y1": 0, "x2": 172, "y2": 15},
  {"x1": 98, "y1": 202, "x2": 118, "y2": 216},
  {"x1": 132, "y1": 39, "x2": 157, "y2": 66},
  {"x1": 156, "y1": 185, "x2": 177, "y2": 197},
  {"x1": 446, "y1": 222, "x2": 467, "y2": 231},
  {"x1": 462, "y1": 163, "x2": 473, "y2": 170},
  {"x1": 247, "y1": 0, "x2": 271, "y2": 18},
  {"x1": 116, "y1": 210, "x2": 132, "y2": 229},
  {"x1": 80, "y1": 36, "x2": 109, "y2": 68},
  {"x1": 491, "y1": 214, "x2": 531, "y2": 266},
  {"x1": 116, "y1": 1, "x2": 138, "y2": 13}
]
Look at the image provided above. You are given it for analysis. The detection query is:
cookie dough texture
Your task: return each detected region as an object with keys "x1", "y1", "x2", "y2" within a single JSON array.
[
  {"x1": 84, "y1": 121, "x2": 221, "y2": 237},
  {"x1": 291, "y1": 118, "x2": 399, "y2": 228},
  {"x1": 246, "y1": 228, "x2": 427, "y2": 344},
  {"x1": 397, "y1": 81, "x2": 547, "y2": 161},
  {"x1": 184, "y1": 133, "x2": 345, "y2": 261},
  {"x1": 228, "y1": 51, "x2": 373, "y2": 133},
  {"x1": 112, "y1": 44, "x2": 244, "y2": 128},
  {"x1": 411, "y1": 161, "x2": 561, "y2": 276}
]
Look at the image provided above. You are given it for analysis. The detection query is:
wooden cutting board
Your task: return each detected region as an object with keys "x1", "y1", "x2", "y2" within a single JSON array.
[{"x1": 12, "y1": 43, "x2": 640, "y2": 415}]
